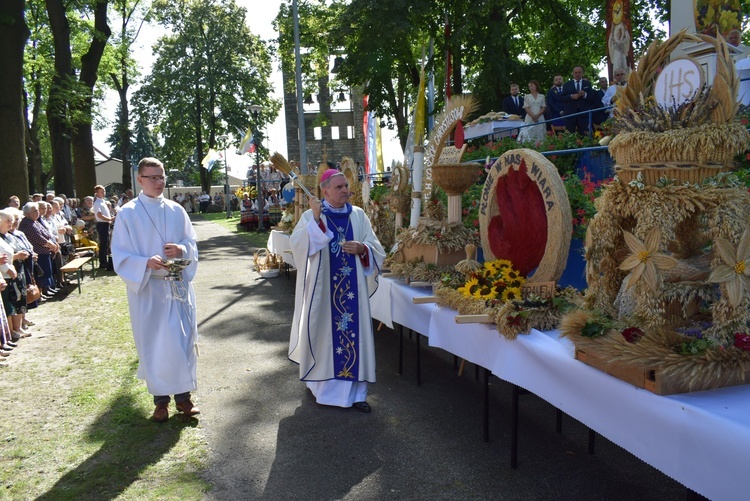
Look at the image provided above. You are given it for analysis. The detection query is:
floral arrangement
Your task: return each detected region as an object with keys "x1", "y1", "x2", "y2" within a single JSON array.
[
  {"x1": 275, "y1": 207, "x2": 295, "y2": 232},
  {"x1": 435, "y1": 260, "x2": 581, "y2": 340},
  {"x1": 456, "y1": 259, "x2": 525, "y2": 302},
  {"x1": 235, "y1": 185, "x2": 257, "y2": 200}
]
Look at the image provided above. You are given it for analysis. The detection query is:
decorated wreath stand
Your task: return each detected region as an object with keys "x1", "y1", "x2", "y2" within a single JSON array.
[
  {"x1": 389, "y1": 96, "x2": 481, "y2": 272},
  {"x1": 563, "y1": 31, "x2": 750, "y2": 395}
]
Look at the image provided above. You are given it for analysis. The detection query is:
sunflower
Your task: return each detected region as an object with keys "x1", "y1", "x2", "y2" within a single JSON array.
[
  {"x1": 619, "y1": 228, "x2": 677, "y2": 291},
  {"x1": 708, "y1": 228, "x2": 750, "y2": 308},
  {"x1": 501, "y1": 268, "x2": 525, "y2": 284},
  {"x1": 475, "y1": 286, "x2": 498, "y2": 301},
  {"x1": 457, "y1": 277, "x2": 480, "y2": 298},
  {"x1": 502, "y1": 287, "x2": 523, "y2": 301}
]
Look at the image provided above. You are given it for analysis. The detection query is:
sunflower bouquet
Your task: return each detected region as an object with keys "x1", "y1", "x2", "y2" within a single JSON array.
[{"x1": 456, "y1": 259, "x2": 525, "y2": 302}]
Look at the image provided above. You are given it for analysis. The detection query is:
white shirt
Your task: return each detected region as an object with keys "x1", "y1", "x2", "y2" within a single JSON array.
[{"x1": 94, "y1": 197, "x2": 111, "y2": 222}]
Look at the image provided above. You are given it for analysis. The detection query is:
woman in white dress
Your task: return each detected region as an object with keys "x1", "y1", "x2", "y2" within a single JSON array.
[{"x1": 517, "y1": 80, "x2": 547, "y2": 144}]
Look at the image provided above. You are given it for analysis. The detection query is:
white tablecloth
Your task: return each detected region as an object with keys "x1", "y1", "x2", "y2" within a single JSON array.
[
  {"x1": 374, "y1": 277, "x2": 750, "y2": 500},
  {"x1": 370, "y1": 278, "x2": 436, "y2": 335},
  {"x1": 370, "y1": 276, "x2": 393, "y2": 329},
  {"x1": 267, "y1": 230, "x2": 296, "y2": 268},
  {"x1": 464, "y1": 120, "x2": 526, "y2": 140}
]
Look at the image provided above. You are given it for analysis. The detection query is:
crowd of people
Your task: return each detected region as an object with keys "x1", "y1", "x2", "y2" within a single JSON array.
[
  {"x1": 506, "y1": 64, "x2": 629, "y2": 141},
  {"x1": 0, "y1": 190, "x2": 127, "y2": 365}
]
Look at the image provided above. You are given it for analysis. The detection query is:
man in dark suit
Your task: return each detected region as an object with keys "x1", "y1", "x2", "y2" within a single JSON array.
[
  {"x1": 560, "y1": 66, "x2": 597, "y2": 134},
  {"x1": 502, "y1": 83, "x2": 526, "y2": 118},
  {"x1": 592, "y1": 77, "x2": 609, "y2": 126},
  {"x1": 546, "y1": 74, "x2": 565, "y2": 129}
]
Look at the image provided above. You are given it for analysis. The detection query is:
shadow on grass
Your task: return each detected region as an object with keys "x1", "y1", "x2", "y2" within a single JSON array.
[{"x1": 36, "y1": 393, "x2": 197, "y2": 500}]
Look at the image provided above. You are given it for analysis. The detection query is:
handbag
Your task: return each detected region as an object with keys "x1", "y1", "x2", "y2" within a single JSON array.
[
  {"x1": 34, "y1": 262, "x2": 44, "y2": 278},
  {"x1": 61, "y1": 242, "x2": 76, "y2": 256},
  {"x1": 26, "y1": 279, "x2": 41, "y2": 304}
]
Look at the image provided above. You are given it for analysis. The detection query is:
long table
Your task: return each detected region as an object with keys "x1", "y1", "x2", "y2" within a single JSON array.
[
  {"x1": 371, "y1": 276, "x2": 750, "y2": 501},
  {"x1": 464, "y1": 119, "x2": 526, "y2": 140}
]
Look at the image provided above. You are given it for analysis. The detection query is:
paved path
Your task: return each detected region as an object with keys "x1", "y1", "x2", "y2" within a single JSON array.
[{"x1": 192, "y1": 218, "x2": 684, "y2": 500}]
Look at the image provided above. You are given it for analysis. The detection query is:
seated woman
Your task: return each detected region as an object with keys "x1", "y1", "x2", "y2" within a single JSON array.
[{"x1": 241, "y1": 193, "x2": 252, "y2": 212}]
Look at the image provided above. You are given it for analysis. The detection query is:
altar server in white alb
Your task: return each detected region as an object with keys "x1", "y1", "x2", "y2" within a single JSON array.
[
  {"x1": 111, "y1": 157, "x2": 200, "y2": 423},
  {"x1": 289, "y1": 169, "x2": 385, "y2": 412}
]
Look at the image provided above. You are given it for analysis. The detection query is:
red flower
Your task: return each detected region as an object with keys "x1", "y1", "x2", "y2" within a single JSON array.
[
  {"x1": 734, "y1": 333, "x2": 750, "y2": 351},
  {"x1": 577, "y1": 208, "x2": 586, "y2": 216},
  {"x1": 507, "y1": 315, "x2": 523, "y2": 326},
  {"x1": 473, "y1": 219, "x2": 479, "y2": 227},
  {"x1": 622, "y1": 327, "x2": 644, "y2": 343}
]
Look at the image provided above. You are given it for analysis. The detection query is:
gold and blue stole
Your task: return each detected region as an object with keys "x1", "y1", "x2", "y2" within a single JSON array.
[{"x1": 322, "y1": 203, "x2": 360, "y2": 380}]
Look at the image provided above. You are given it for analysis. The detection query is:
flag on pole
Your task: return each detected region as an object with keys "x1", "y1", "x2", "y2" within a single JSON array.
[
  {"x1": 201, "y1": 149, "x2": 221, "y2": 171},
  {"x1": 362, "y1": 95, "x2": 371, "y2": 177},
  {"x1": 239, "y1": 125, "x2": 256, "y2": 154},
  {"x1": 375, "y1": 115, "x2": 384, "y2": 174}
]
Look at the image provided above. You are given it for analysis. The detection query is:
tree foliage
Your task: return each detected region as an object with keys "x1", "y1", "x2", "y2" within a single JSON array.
[
  {"x1": 135, "y1": 0, "x2": 278, "y2": 193},
  {"x1": 276, "y1": 0, "x2": 672, "y2": 152}
]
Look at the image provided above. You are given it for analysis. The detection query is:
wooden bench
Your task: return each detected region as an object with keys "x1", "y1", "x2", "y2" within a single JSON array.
[
  {"x1": 73, "y1": 234, "x2": 99, "y2": 267},
  {"x1": 59, "y1": 256, "x2": 93, "y2": 294}
]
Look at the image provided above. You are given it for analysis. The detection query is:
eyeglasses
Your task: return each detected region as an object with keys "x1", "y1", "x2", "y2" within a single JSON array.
[{"x1": 141, "y1": 175, "x2": 166, "y2": 183}]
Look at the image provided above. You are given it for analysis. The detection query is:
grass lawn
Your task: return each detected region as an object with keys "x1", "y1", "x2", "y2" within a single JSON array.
[{"x1": 0, "y1": 270, "x2": 209, "y2": 499}]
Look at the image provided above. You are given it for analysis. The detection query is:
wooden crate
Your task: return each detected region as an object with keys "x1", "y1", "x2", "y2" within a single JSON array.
[
  {"x1": 576, "y1": 348, "x2": 648, "y2": 390},
  {"x1": 400, "y1": 243, "x2": 465, "y2": 267},
  {"x1": 576, "y1": 347, "x2": 750, "y2": 395}
]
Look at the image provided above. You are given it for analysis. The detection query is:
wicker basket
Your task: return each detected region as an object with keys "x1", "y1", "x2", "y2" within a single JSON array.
[
  {"x1": 431, "y1": 164, "x2": 483, "y2": 195},
  {"x1": 253, "y1": 248, "x2": 283, "y2": 277},
  {"x1": 615, "y1": 162, "x2": 733, "y2": 185},
  {"x1": 608, "y1": 123, "x2": 748, "y2": 167}
]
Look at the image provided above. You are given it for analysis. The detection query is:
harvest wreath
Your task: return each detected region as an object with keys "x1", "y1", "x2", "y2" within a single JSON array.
[{"x1": 563, "y1": 31, "x2": 750, "y2": 394}]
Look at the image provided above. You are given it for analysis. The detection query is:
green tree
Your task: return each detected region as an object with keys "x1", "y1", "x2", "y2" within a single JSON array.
[
  {"x1": 0, "y1": 0, "x2": 31, "y2": 203},
  {"x1": 136, "y1": 0, "x2": 278, "y2": 194},
  {"x1": 280, "y1": 0, "x2": 671, "y2": 152},
  {"x1": 108, "y1": 0, "x2": 151, "y2": 190},
  {"x1": 44, "y1": 0, "x2": 111, "y2": 198}
]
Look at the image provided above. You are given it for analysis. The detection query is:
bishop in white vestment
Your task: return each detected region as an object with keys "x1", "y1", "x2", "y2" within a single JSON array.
[
  {"x1": 111, "y1": 157, "x2": 200, "y2": 422},
  {"x1": 289, "y1": 169, "x2": 385, "y2": 412}
]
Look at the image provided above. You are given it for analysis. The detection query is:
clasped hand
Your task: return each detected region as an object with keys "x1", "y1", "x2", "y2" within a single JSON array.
[{"x1": 147, "y1": 243, "x2": 182, "y2": 270}]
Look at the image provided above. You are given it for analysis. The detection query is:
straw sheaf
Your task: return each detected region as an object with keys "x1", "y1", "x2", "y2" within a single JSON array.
[
  {"x1": 435, "y1": 287, "x2": 493, "y2": 316},
  {"x1": 562, "y1": 309, "x2": 750, "y2": 392},
  {"x1": 387, "y1": 194, "x2": 411, "y2": 214},
  {"x1": 584, "y1": 181, "x2": 750, "y2": 336},
  {"x1": 385, "y1": 257, "x2": 464, "y2": 284},
  {"x1": 492, "y1": 301, "x2": 562, "y2": 340},
  {"x1": 340, "y1": 156, "x2": 363, "y2": 208},
  {"x1": 617, "y1": 30, "x2": 739, "y2": 126},
  {"x1": 608, "y1": 122, "x2": 749, "y2": 165},
  {"x1": 424, "y1": 95, "x2": 478, "y2": 168},
  {"x1": 455, "y1": 244, "x2": 482, "y2": 275}
]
